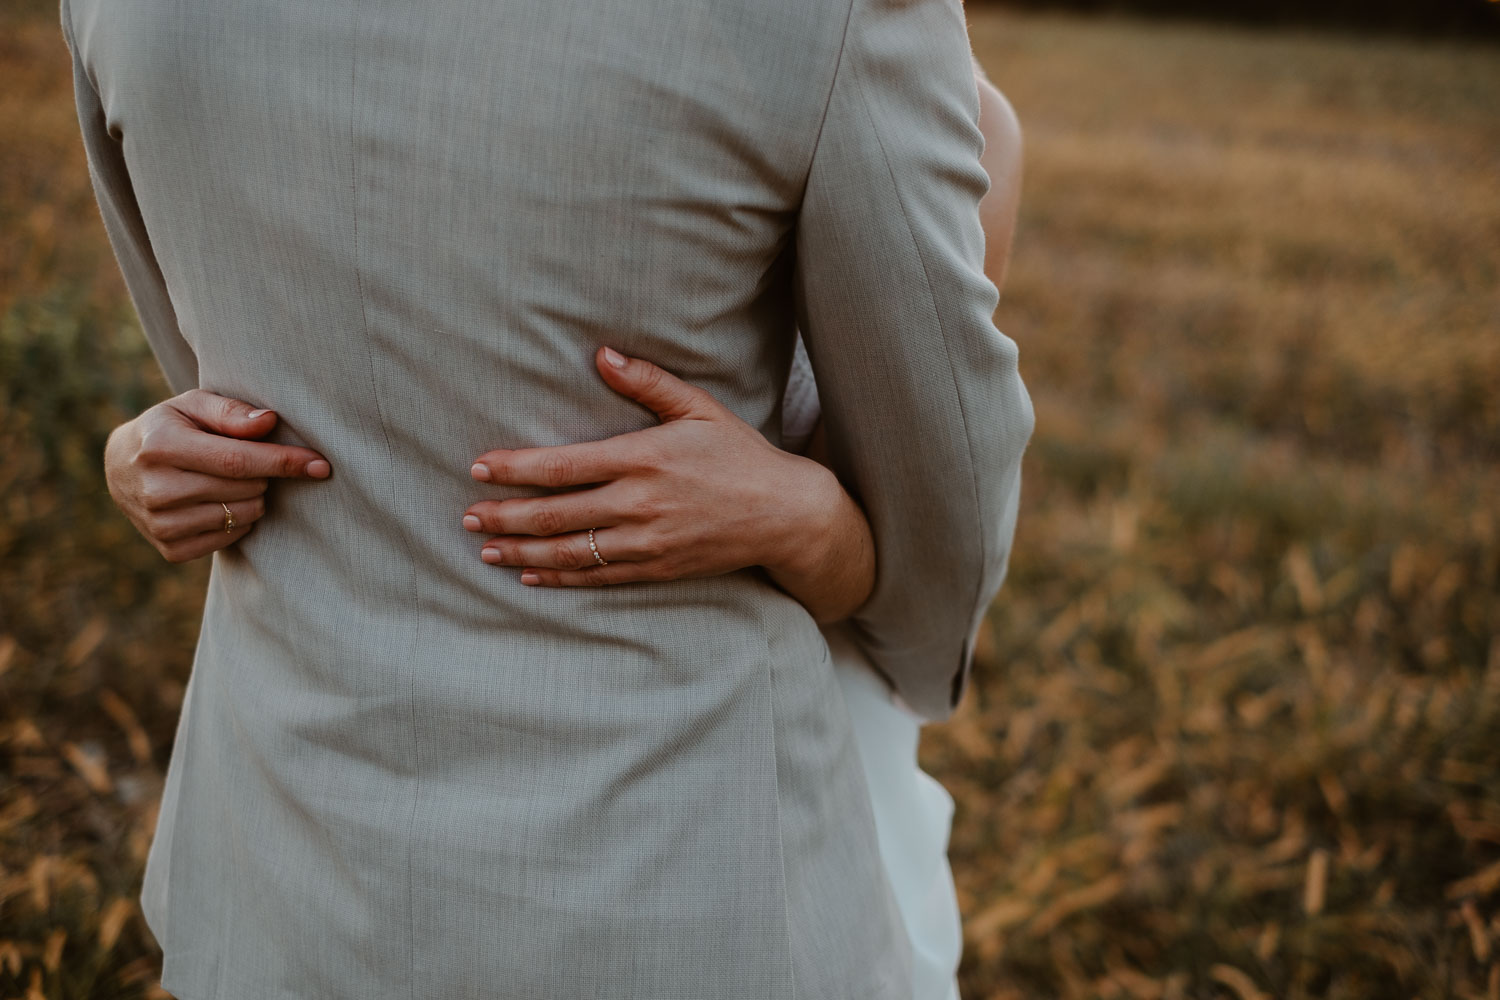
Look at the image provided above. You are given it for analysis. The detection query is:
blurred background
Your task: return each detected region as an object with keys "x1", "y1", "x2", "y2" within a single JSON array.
[{"x1": 2, "y1": 0, "x2": 1497, "y2": 997}]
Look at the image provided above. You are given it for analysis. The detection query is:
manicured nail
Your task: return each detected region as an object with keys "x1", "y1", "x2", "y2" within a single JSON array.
[
  {"x1": 481, "y1": 547, "x2": 502, "y2": 564},
  {"x1": 306, "y1": 459, "x2": 331, "y2": 478},
  {"x1": 471, "y1": 463, "x2": 491, "y2": 481},
  {"x1": 247, "y1": 408, "x2": 272, "y2": 419},
  {"x1": 462, "y1": 514, "x2": 481, "y2": 531},
  {"x1": 520, "y1": 570, "x2": 540, "y2": 585},
  {"x1": 602, "y1": 346, "x2": 627, "y2": 369}
]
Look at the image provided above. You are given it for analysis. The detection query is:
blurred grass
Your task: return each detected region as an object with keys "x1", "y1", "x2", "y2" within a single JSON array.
[
  {"x1": 933, "y1": 12, "x2": 1500, "y2": 1000},
  {"x1": 1, "y1": 5, "x2": 1497, "y2": 999}
]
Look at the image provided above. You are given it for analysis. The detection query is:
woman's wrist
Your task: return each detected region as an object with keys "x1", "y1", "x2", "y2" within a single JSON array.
[{"x1": 762, "y1": 454, "x2": 875, "y2": 623}]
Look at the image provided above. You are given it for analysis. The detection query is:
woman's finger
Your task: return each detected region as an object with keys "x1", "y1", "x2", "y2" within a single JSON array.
[
  {"x1": 157, "y1": 518, "x2": 257, "y2": 564},
  {"x1": 594, "y1": 346, "x2": 721, "y2": 423},
  {"x1": 139, "y1": 470, "x2": 269, "y2": 511},
  {"x1": 168, "y1": 388, "x2": 282, "y2": 439},
  {"x1": 146, "y1": 496, "x2": 267, "y2": 544},
  {"x1": 519, "y1": 562, "x2": 657, "y2": 588},
  {"x1": 479, "y1": 526, "x2": 655, "y2": 571},
  {"x1": 463, "y1": 484, "x2": 629, "y2": 538},
  {"x1": 470, "y1": 439, "x2": 639, "y2": 489},
  {"x1": 145, "y1": 421, "x2": 331, "y2": 480}
]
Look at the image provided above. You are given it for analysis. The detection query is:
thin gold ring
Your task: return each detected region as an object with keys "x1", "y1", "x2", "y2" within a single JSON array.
[
  {"x1": 587, "y1": 527, "x2": 607, "y2": 566},
  {"x1": 221, "y1": 502, "x2": 236, "y2": 534}
]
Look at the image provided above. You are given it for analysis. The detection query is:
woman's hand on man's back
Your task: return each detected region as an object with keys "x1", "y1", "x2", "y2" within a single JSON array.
[
  {"x1": 103, "y1": 388, "x2": 332, "y2": 563},
  {"x1": 464, "y1": 347, "x2": 875, "y2": 624}
]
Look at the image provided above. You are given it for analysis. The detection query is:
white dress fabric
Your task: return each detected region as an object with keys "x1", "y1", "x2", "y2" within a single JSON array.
[{"x1": 783, "y1": 335, "x2": 964, "y2": 1000}]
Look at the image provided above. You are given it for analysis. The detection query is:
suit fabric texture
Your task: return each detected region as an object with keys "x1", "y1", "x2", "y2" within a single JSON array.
[{"x1": 62, "y1": 0, "x2": 1034, "y2": 995}]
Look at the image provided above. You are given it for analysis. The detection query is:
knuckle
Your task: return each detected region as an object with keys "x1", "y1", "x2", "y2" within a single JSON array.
[
  {"x1": 212, "y1": 393, "x2": 239, "y2": 422},
  {"x1": 636, "y1": 440, "x2": 670, "y2": 470},
  {"x1": 138, "y1": 482, "x2": 168, "y2": 512},
  {"x1": 531, "y1": 506, "x2": 563, "y2": 536},
  {"x1": 633, "y1": 495, "x2": 663, "y2": 522},
  {"x1": 553, "y1": 538, "x2": 583, "y2": 569},
  {"x1": 638, "y1": 533, "x2": 667, "y2": 561},
  {"x1": 540, "y1": 453, "x2": 574, "y2": 488},
  {"x1": 581, "y1": 566, "x2": 610, "y2": 587},
  {"x1": 134, "y1": 428, "x2": 168, "y2": 464},
  {"x1": 140, "y1": 511, "x2": 165, "y2": 539},
  {"x1": 639, "y1": 363, "x2": 665, "y2": 395},
  {"x1": 218, "y1": 448, "x2": 249, "y2": 479}
]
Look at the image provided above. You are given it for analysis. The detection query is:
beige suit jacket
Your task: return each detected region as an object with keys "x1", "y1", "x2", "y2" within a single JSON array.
[{"x1": 63, "y1": 0, "x2": 1033, "y2": 994}]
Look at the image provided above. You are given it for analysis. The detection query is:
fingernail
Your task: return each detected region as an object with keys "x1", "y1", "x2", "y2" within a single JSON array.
[
  {"x1": 307, "y1": 459, "x2": 331, "y2": 478},
  {"x1": 462, "y1": 514, "x2": 481, "y2": 531},
  {"x1": 520, "y1": 570, "x2": 540, "y2": 585},
  {"x1": 471, "y1": 463, "x2": 491, "y2": 481},
  {"x1": 602, "y1": 346, "x2": 627, "y2": 369},
  {"x1": 247, "y1": 408, "x2": 272, "y2": 419},
  {"x1": 481, "y1": 548, "x2": 502, "y2": 564}
]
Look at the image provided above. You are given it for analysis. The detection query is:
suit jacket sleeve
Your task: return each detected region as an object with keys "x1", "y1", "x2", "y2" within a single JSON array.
[
  {"x1": 61, "y1": 0, "x2": 199, "y2": 395},
  {"x1": 792, "y1": 0, "x2": 1034, "y2": 722}
]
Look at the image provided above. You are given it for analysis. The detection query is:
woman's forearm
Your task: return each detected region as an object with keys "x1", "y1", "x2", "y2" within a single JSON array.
[
  {"x1": 760, "y1": 451, "x2": 876, "y2": 625},
  {"x1": 975, "y1": 67, "x2": 1024, "y2": 291}
]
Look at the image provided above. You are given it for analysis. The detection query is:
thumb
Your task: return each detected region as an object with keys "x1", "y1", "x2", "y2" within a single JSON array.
[
  {"x1": 170, "y1": 387, "x2": 280, "y2": 439},
  {"x1": 595, "y1": 346, "x2": 719, "y2": 423}
]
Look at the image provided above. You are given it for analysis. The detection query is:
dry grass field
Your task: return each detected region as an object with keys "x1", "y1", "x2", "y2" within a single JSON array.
[{"x1": 2, "y1": 4, "x2": 1497, "y2": 998}]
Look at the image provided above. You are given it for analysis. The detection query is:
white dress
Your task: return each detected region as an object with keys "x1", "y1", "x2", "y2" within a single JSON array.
[{"x1": 782, "y1": 336, "x2": 964, "y2": 1000}]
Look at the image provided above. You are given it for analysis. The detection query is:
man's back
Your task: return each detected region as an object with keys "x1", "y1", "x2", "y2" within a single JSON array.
[{"x1": 64, "y1": 0, "x2": 1031, "y2": 994}]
